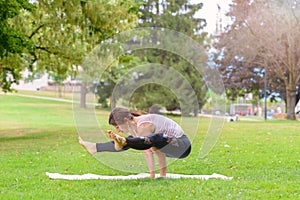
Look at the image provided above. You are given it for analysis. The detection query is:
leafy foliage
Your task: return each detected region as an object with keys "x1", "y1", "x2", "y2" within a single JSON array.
[
  {"x1": 0, "y1": 0, "x2": 141, "y2": 92},
  {"x1": 214, "y1": 0, "x2": 300, "y2": 119},
  {"x1": 0, "y1": 0, "x2": 35, "y2": 57},
  {"x1": 0, "y1": 0, "x2": 35, "y2": 91},
  {"x1": 129, "y1": 0, "x2": 208, "y2": 114}
]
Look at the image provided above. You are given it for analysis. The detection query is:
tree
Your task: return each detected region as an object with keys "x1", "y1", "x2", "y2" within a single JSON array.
[
  {"x1": 0, "y1": 0, "x2": 34, "y2": 57},
  {"x1": 214, "y1": 0, "x2": 300, "y2": 120},
  {"x1": 88, "y1": 0, "x2": 208, "y2": 114},
  {"x1": 1, "y1": 0, "x2": 141, "y2": 98},
  {"x1": 129, "y1": 0, "x2": 208, "y2": 115},
  {"x1": 0, "y1": 0, "x2": 35, "y2": 91},
  {"x1": 91, "y1": 55, "x2": 146, "y2": 108},
  {"x1": 216, "y1": 52, "x2": 286, "y2": 104}
]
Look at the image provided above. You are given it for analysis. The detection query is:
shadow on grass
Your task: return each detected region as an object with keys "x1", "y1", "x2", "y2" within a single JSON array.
[{"x1": 0, "y1": 131, "x2": 59, "y2": 142}]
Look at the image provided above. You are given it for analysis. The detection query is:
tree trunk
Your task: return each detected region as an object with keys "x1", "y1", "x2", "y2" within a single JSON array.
[
  {"x1": 58, "y1": 82, "x2": 63, "y2": 98},
  {"x1": 193, "y1": 99, "x2": 199, "y2": 117},
  {"x1": 80, "y1": 82, "x2": 87, "y2": 108},
  {"x1": 286, "y1": 87, "x2": 296, "y2": 120},
  {"x1": 110, "y1": 96, "x2": 116, "y2": 108}
]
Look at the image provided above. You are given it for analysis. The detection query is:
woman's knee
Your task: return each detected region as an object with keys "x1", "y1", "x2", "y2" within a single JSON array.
[
  {"x1": 148, "y1": 134, "x2": 168, "y2": 149},
  {"x1": 143, "y1": 148, "x2": 154, "y2": 153}
]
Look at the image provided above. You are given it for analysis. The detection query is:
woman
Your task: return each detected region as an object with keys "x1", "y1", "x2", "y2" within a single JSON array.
[{"x1": 79, "y1": 107, "x2": 191, "y2": 178}]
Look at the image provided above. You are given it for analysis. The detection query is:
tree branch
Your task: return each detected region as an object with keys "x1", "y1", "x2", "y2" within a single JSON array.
[
  {"x1": 29, "y1": 24, "x2": 46, "y2": 39},
  {"x1": 35, "y1": 46, "x2": 52, "y2": 54}
]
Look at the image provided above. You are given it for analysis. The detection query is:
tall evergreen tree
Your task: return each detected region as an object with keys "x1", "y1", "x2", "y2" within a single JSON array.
[{"x1": 129, "y1": 0, "x2": 208, "y2": 115}]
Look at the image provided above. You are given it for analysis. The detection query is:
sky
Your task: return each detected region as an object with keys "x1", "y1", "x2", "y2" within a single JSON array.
[{"x1": 194, "y1": 0, "x2": 232, "y2": 33}]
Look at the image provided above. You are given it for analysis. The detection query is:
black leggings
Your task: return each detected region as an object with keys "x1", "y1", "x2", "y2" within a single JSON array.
[{"x1": 96, "y1": 134, "x2": 191, "y2": 159}]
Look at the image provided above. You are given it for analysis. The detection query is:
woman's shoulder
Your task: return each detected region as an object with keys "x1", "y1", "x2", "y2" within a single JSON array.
[
  {"x1": 139, "y1": 113, "x2": 165, "y2": 120},
  {"x1": 136, "y1": 115, "x2": 155, "y2": 130},
  {"x1": 137, "y1": 114, "x2": 153, "y2": 121}
]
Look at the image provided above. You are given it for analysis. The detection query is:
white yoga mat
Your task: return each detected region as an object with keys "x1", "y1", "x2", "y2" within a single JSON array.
[{"x1": 46, "y1": 172, "x2": 233, "y2": 180}]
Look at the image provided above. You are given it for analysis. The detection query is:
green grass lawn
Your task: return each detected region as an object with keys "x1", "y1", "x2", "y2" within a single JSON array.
[
  {"x1": 16, "y1": 89, "x2": 74, "y2": 100},
  {"x1": 0, "y1": 94, "x2": 299, "y2": 199}
]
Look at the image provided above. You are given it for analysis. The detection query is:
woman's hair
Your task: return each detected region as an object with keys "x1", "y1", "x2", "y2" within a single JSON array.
[{"x1": 108, "y1": 107, "x2": 134, "y2": 126}]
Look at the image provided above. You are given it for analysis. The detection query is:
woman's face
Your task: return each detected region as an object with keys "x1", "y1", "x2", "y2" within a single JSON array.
[
  {"x1": 114, "y1": 123, "x2": 129, "y2": 133},
  {"x1": 114, "y1": 118, "x2": 136, "y2": 134}
]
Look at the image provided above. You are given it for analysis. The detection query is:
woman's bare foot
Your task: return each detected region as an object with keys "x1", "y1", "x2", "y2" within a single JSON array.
[
  {"x1": 107, "y1": 130, "x2": 127, "y2": 151},
  {"x1": 78, "y1": 136, "x2": 97, "y2": 155}
]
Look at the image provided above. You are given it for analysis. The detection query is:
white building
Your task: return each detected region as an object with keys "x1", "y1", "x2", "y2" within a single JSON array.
[
  {"x1": 12, "y1": 68, "x2": 49, "y2": 91},
  {"x1": 11, "y1": 68, "x2": 81, "y2": 92}
]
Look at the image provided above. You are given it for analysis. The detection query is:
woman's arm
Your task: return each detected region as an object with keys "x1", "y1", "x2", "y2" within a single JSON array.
[
  {"x1": 137, "y1": 122, "x2": 155, "y2": 137},
  {"x1": 143, "y1": 148, "x2": 167, "y2": 178},
  {"x1": 153, "y1": 148, "x2": 167, "y2": 177},
  {"x1": 143, "y1": 149, "x2": 155, "y2": 178},
  {"x1": 138, "y1": 123, "x2": 167, "y2": 177}
]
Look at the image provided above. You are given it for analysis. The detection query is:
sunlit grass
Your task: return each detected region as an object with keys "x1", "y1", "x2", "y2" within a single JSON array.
[{"x1": 0, "y1": 94, "x2": 299, "y2": 199}]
